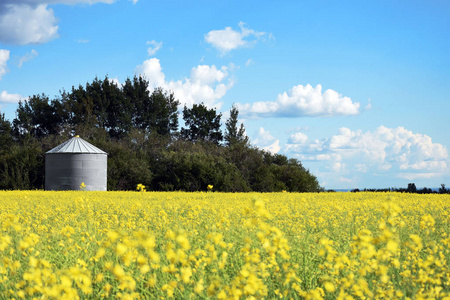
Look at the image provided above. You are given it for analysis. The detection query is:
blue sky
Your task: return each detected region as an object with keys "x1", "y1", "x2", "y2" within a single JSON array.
[{"x1": 0, "y1": 0, "x2": 449, "y2": 189}]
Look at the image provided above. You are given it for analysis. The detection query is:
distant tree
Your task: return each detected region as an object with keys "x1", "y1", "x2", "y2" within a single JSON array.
[
  {"x1": 181, "y1": 103, "x2": 223, "y2": 144},
  {"x1": 439, "y1": 184, "x2": 447, "y2": 194},
  {"x1": 418, "y1": 187, "x2": 432, "y2": 194},
  {"x1": 407, "y1": 183, "x2": 417, "y2": 193},
  {"x1": 224, "y1": 104, "x2": 248, "y2": 146}
]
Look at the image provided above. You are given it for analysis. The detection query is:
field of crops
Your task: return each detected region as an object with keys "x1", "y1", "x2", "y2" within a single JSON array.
[{"x1": 0, "y1": 191, "x2": 449, "y2": 299}]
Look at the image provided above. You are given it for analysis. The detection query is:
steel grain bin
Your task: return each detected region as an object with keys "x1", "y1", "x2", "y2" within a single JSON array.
[{"x1": 45, "y1": 136, "x2": 107, "y2": 191}]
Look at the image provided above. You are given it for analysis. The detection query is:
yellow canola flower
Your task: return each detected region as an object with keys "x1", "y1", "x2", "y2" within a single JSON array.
[
  {"x1": 95, "y1": 273, "x2": 104, "y2": 283},
  {"x1": 386, "y1": 240, "x2": 399, "y2": 253},
  {"x1": 324, "y1": 281, "x2": 336, "y2": 292},
  {"x1": 116, "y1": 243, "x2": 127, "y2": 256},
  {"x1": 0, "y1": 191, "x2": 448, "y2": 299},
  {"x1": 113, "y1": 265, "x2": 126, "y2": 280},
  {"x1": 136, "y1": 183, "x2": 146, "y2": 192},
  {"x1": 92, "y1": 247, "x2": 106, "y2": 261},
  {"x1": 79, "y1": 182, "x2": 86, "y2": 190},
  {"x1": 420, "y1": 214, "x2": 436, "y2": 229},
  {"x1": 180, "y1": 266, "x2": 192, "y2": 284},
  {"x1": 146, "y1": 274, "x2": 157, "y2": 288},
  {"x1": 176, "y1": 233, "x2": 190, "y2": 250}
]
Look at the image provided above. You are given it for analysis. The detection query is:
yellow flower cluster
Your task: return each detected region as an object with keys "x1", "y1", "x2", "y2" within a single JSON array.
[
  {"x1": 136, "y1": 184, "x2": 146, "y2": 192},
  {"x1": 0, "y1": 191, "x2": 449, "y2": 299}
]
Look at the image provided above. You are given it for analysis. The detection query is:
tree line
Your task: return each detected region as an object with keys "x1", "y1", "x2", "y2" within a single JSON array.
[
  {"x1": 0, "y1": 75, "x2": 323, "y2": 192},
  {"x1": 350, "y1": 183, "x2": 450, "y2": 194}
]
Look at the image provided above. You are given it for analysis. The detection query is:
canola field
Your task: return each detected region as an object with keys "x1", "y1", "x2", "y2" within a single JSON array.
[{"x1": 0, "y1": 191, "x2": 449, "y2": 299}]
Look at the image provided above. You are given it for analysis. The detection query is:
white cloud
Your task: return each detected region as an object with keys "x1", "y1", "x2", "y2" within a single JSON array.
[
  {"x1": 253, "y1": 127, "x2": 281, "y2": 154},
  {"x1": 147, "y1": 40, "x2": 163, "y2": 56},
  {"x1": 0, "y1": 4, "x2": 59, "y2": 45},
  {"x1": 135, "y1": 58, "x2": 166, "y2": 89},
  {"x1": 245, "y1": 59, "x2": 253, "y2": 67},
  {"x1": 18, "y1": 49, "x2": 39, "y2": 68},
  {"x1": 286, "y1": 126, "x2": 448, "y2": 183},
  {"x1": 332, "y1": 162, "x2": 344, "y2": 173},
  {"x1": 288, "y1": 131, "x2": 308, "y2": 144},
  {"x1": 3, "y1": 0, "x2": 115, "y2": 5},
  {"x1": 135, "y1": 58, "x2": 234, "y2": 108},
  {"x1": 338, "y1": 176, "x2": 353, "y2": 183},
  {"x1": 0, "y1": 0, "x2": 118, "y2": 45},
  {"x1": 265, "y1": 140, "x2": 281, "y2": 154},
  {"x1": 129, "y1": 0, "x2": 138, "y2": 4},
  {"x1": 356, "y1": 163, "x2": 367, "y2": 172},
  {"x1": 0, "y1": 49, "x2": 10, "y2": 80},
  {"x1": 396, "y1": 173, "x2": 441, "y2": 180},
  {"x1": 0, "y1": 91, "x2": 23, "y2": 103},
  {"x1": 190, "y1": 65, "x2": 227, "y2": 84},
  {"x1": 238, "y1": 84, "x2": 360, "y2": 118},
  {"x1": 205, "y1": 22, "x2": 269, "y2": 55}
]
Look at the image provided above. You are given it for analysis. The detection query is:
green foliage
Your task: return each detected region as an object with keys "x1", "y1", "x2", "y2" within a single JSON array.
[
  {"x1": 0, "y1": 76, "x2": 323, "y2": 192},
  {"x1": 151, "y1": 140, "x2": 250, "y2": 192},
  {"x1": 181, "y1": 103, "x2": 223, "y2": 144},
  {"x1": 0, "y1": 142, "x2": 44, "y2": 189},
  {"x1": 124, "y1": 76, "x2": 179, "y2": 136},
  {"x1": 146, "y1": 88, "x2": 179, "y2": 136},
  {"x1": 224, "y1": 104, "x2": 248, "y2": 147},
  {"x1": 100, "y1": 139, "x2": 153, "y2": 191},
  {"x1": 13, "y1": 94, "x2": 64, "y2": 139},
  {"x1": 0, "y1": 112, "x2": 13, "y2": 152}
]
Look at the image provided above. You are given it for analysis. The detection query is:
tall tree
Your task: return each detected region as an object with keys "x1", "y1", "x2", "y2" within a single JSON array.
[
  {"x1": 224, "y1": 104, "x2": 248, "y2": 146},
  {"x1": 181, "y1": 103, "x2": 223, "y2": 144},
  {"x1": 147, "y1": 88, "x2": 179, "y2": 136},
  {"x1": 124, "y1": 77, "x2": 179, "y2": 136},
  {"x1": 60, "y1": 85, "x2": 95, "y2": 134},
  {"x1": 87, "y1": 77, "x2": 109, "y2": 130},
  {"x1": 13, "y1": 94, "x2": 63, "y2": 139},
  {"x1": 102, "y1": 77, "x2": 132, "y2": 138},
  {"x1": 124, "y1": 75, "x2": 150, "y2": 130}
]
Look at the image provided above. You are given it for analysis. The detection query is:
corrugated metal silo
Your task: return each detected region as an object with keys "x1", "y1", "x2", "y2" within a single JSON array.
[{"x1": 45, "y1": 136, "x2": 107, "y2": 191}]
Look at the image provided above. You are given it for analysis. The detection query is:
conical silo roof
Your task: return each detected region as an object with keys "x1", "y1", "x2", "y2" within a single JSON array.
[{"x1": 46, "y1": 136, "x2": 106, "y2": 154}]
